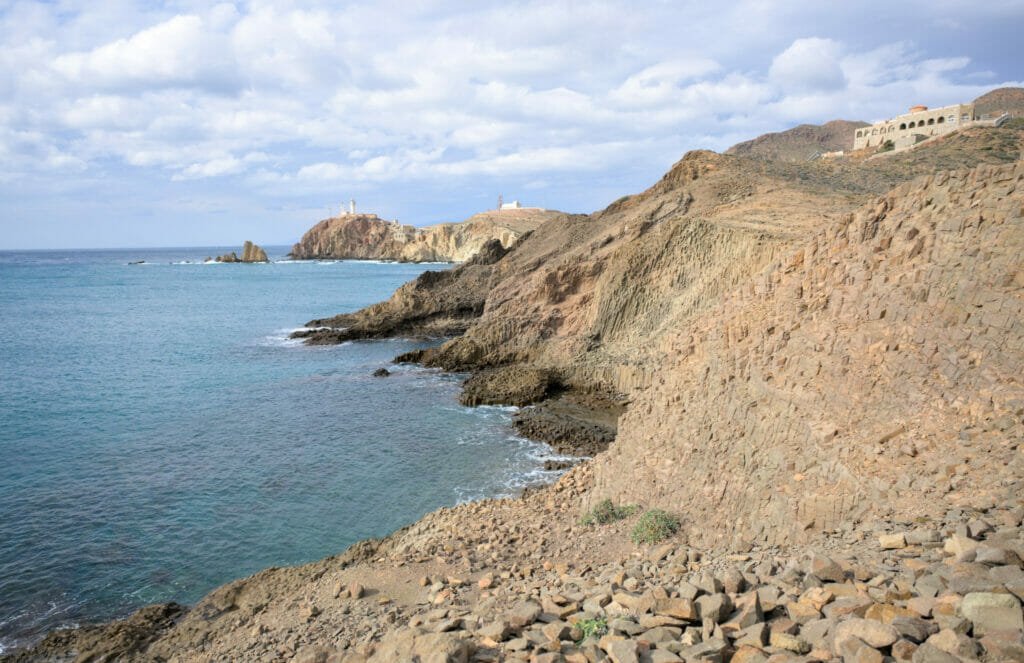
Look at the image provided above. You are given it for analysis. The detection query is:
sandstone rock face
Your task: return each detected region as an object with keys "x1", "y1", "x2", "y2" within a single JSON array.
[
  {"x1": 289, "y1": 209, "x2": 557, "y2": 262},
  {"x1": 240, "y1": 240, "x2": 268, "y2": 263},
  {"x1": 588, "y1": 161, "x2": 1024, "y2": 548}
]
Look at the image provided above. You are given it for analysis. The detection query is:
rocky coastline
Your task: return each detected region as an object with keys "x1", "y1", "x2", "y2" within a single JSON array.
[
  {"x1": 5, "y1": 115, "x2": 1024, "y2": 662},
  {"x1": 289, "y1": 209, "x2": 561, "y2": 263}
]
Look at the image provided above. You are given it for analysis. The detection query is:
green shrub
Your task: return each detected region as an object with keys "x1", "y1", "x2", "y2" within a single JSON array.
[
  {"x1": 877, "y1": 139, "x2": 895, "y2": 153},
  {"x1": 630, "y1": 509, "x2": 679, "y2": 545},
  {"x1": 575, "y1": 617, "x2": 608, "y2": 643},
  {"x1": 579, "y1": 499, "x2": 638, "y2": 526}
]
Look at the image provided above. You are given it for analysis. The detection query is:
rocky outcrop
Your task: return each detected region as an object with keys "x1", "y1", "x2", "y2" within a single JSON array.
[
  {"x1": 289, "y1": 209, "x2": 558, "y2": 262},
  {"x1": 588, "y1": 161, "x2": 1024, "y2": 550},
  {"x1": 214, "y1": 241, "x2": 269, "y2": 263},
  {"x1": 297, "y1": 125, "x2": 1024, "y2": 552},
  {"x1": 291, "y1": 238, "x2": 521, "y2": 344}
]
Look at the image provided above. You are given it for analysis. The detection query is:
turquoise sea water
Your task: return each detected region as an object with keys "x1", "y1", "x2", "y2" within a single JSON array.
[{"x1": 0, "y1": 247, "x2": 565, "y2": 653}]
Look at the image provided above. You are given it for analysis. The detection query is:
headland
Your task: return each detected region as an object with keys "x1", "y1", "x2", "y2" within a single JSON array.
[{"x1": 7, "y1": 90, "x2": 1024, "y2": 663}]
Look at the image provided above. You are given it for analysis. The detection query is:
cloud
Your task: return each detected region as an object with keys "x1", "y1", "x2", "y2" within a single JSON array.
[
  {"x1": 609, "y1": 59, "x2": 722, "y2": 108},
  {"x1": 51, "y1": 15, "x2": 238, "y2": 93},
  {"x1": 770, "y1": 37, "x2": 847, "y2": 93},
  {"x1": 1, "y1": 0, "x2": 1022, "y2": 247},
  {"x1": 173, "y1": 156, "x2": 244, "y2": 180}
]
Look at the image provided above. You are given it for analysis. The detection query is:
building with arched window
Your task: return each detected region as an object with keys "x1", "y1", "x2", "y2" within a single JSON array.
[{"x1": 853, "y1": 103, "x2": 977, "y2": 152}]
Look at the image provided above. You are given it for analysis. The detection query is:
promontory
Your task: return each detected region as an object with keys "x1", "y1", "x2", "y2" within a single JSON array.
[{"x1": 289, "y1": 207, "x2": 561, "y2": 262}]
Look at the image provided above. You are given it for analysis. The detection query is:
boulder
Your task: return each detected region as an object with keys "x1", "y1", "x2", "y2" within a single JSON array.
[{"x1": 960, "y1": 591, "x2": 1024, "y2": 635}]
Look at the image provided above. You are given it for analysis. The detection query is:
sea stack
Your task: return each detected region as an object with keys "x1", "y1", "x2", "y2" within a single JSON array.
[{"x1": 215, "y1": 241, "x2": 269, "y2": 263}]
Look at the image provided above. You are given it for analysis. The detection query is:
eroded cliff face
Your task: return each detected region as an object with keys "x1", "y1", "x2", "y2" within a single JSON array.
[
  {"x1": 588, "y1": 161, "x2": 1024, "y2": 549},
  {"x1": 412, "y1": 151, "x2": 870, "y2": 386},
  {"x1": 296, "y1": 134, "x2": 1024, "y2": 554},
  {"x1": 289, "y1": 209, "x2": 556, "y2": 262}
]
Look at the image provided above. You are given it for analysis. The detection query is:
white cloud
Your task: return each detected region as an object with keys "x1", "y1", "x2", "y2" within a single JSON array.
[
  {"x1": 173, "y1": 156, "x2": 244, "y2": 180},
  {"x1": 770, "y1": 37, "x2": 847, "y2": 93},
  {"x1": 609, "y1": 59, "x2": 721, "y2": 108},
  {"x1": 52, "y1": 15, "x2": 237, "y2": 92},
  {"x1": 1, "y1": 0, "x2": 1022, "y2": 247}
]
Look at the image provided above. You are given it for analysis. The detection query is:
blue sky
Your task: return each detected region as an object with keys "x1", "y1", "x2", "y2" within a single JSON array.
[{"x1": 2, "y1": 0, "x2": 1022, "y2": 249}]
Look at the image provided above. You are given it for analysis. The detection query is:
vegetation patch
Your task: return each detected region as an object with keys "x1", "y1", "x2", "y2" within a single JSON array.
[
  {"x1": 575, "y1": 617, "x2": 608, "y2": 644},
  {"x1": 631, "y1": 509, "x2": 680, "y2": 545},
  {"x1": 578, "y1": 499, "x2": 638, "y2": 526}
]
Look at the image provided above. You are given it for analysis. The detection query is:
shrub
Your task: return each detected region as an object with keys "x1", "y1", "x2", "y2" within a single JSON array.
[
  {"x1": 877, "y1": 139, "x2": 895, "y2": 153},
  {"x1": 630, "y1": 509, "x2": 679, "y2": 545},
  {"x1": 575, "y1": 617, "x2": 608, "y2": 643},
  {"x1": 579, "y1": 499, "x2": 638, "y2": 526}
]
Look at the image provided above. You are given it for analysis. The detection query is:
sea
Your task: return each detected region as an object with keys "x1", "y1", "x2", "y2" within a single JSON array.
[{"x1": 0, "y1": 246, "x2": 568, "y2": 653}]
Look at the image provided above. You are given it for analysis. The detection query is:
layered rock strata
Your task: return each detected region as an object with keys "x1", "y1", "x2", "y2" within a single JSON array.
[{"x1": 588, "y1": 162, "x2": 1024, "y2": 550}]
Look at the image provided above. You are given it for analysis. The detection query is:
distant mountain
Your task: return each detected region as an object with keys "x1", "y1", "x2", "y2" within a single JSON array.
[
  {"x1": 724, "y1": 119, "x2": 868, "y2": 162},
  {"x1": 973, "y1": 87, "x2": 1024, "y2": 117}
]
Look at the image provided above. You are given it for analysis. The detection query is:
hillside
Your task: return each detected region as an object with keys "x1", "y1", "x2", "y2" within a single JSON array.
[
  {"x1": 724, "y1": 120, "x2": 868, "y2": 162},
  {"x1": 290, "y1": 208, "x2": 558, "y2": 263},
  {"x1": 973, "y1": 86, "x2": 1024, "y2": 117}
]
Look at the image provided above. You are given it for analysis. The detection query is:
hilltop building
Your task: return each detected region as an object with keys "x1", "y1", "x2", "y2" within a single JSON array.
[
  {"x1": 497, "y1": 194, "x2": 544, "y2": 212},
  {"x1": 854, "y1": 103, "x2": 978, "y2": 152}
]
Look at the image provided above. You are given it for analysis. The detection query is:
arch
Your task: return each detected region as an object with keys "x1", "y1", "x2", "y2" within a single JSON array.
[
  {"x1": 899, "y1": 123, "x2": 907, "y2": 130},
  {"x1": 927, "y1": 118, "x2": 935, "y2": 125},
  {"x1": 908, "y1": 121, "x2": 916, "y2": 128},
  {"x1": 937, "y1": 116, "x2": 944, "y2": 124},
  {"x1": 856, "y1": 130, "x2": 863, "y2": 138}
]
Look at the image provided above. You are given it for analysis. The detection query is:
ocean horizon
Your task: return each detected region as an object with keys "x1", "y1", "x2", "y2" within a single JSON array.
[{"x1": 0, "y1": 246, "x2": 568, "y2": 653}]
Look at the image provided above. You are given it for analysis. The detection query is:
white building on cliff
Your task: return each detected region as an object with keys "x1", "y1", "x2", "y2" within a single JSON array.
[{"x1": 853, "y1": 103, "x2": 977, "y2": 152}]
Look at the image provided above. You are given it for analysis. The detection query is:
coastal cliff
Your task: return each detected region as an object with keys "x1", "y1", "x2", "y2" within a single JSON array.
[
  {"x1": 7, "y1": 117, "x2": 1024, "y2": 662},
  {"x1": 289, "y1": 209, "x2": 558, "y2": 263}
]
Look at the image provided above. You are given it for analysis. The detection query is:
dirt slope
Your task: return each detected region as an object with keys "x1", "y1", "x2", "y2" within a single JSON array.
[
  {"x1": 725, "y1": 120, "x2": 868, "y2": 162},
  {"x1": 973, "y1": 86, "x2": 1024, "y2": 118}
]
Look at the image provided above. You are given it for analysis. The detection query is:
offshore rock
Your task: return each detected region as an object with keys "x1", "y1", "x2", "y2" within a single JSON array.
[{"x1": 215, "y1": 241, "x2": 269, "y2": 263}]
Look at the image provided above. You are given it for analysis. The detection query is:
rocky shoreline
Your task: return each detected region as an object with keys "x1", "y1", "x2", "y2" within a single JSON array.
[{"x1": 5, "y1": 118, "x2": 1024, "y2": 662}]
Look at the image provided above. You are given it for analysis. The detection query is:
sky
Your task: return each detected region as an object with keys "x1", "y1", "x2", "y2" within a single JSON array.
[{"x1": 1, "y1": 1, "x2": 1022, "y2": 249}]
